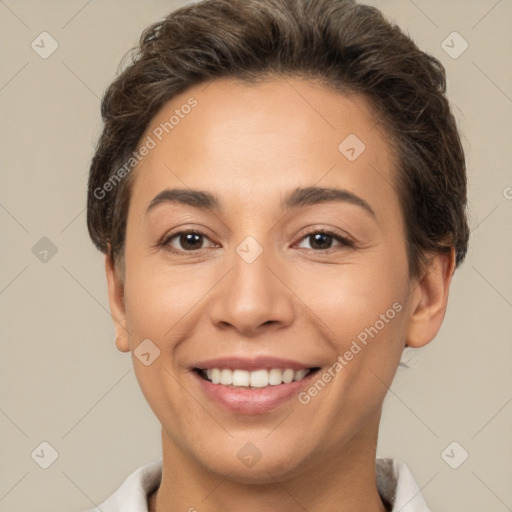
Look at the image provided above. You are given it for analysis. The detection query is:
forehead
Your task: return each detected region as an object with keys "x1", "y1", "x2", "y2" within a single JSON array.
[{"x1": 129, "y1": 77, "x2": 399, "y2": 219}]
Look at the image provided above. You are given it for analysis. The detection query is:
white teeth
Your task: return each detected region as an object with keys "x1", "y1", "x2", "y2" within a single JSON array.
[
  {"x1": 293, "y1": 369, "x2": 308, "y2": 381},
  {"x1": 249, "y1": 369, "x2": 268, "y2": 388},
  {"x1": 211, "y1": 368, "x2": 221, "y2": 384},
  {"x1": 268, "y1": 368, "x2": 283, "y2": 385},
  {"x1": 219, "y1": 369, "x2": 232, "y2": 385},
  {"x1": 232, "y1": 369, "x2": 250, "y2": 387},
  {"x1": 282, "y1": 369, "x2": 295, "y2": 383},
  {"x1": 200, "y1": 368, "x2": 312, "y2": 387}
]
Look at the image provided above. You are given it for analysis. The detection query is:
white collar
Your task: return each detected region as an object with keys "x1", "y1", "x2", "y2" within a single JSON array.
[{"x1": 83, "y1": 457, "x2": 430, "y2": 512}]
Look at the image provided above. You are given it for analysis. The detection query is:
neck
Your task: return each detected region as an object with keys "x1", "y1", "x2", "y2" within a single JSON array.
[{"x1": 151, "y1": 414, "x2": 388, "y2": 512}]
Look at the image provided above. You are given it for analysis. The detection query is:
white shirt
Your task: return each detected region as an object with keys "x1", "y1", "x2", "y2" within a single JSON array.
[{"x1": 81, "y1": 457, "x2": 430, "y2": 512}]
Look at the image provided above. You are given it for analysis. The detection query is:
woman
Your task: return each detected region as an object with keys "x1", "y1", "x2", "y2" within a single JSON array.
[{"x1": 85, "y1": 0, "x2": 469, "y2": 510}]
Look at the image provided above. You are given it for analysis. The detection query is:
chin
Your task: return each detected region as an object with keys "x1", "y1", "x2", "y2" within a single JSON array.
[{"x1": 195, "y1": 438, "x2": 313, "y2": 484}]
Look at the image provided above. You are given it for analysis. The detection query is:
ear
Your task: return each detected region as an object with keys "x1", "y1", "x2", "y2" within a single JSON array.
[
  {"x1": 105, "y1": 252, "x2": 130, "y2": 352},
  {"x1": 406, "y1": 247, "x2": 456, "y2": 348}
]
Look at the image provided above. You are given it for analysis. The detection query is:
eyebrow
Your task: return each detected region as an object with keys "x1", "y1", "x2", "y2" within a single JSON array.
[{"x1": 145, "y1": 186, "x2": 376, "y2": 218}]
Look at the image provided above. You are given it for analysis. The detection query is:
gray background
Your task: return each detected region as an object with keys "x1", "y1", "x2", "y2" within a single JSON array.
[{"x1": 0, "y1": 1, "x2": 511, "y2": 511}]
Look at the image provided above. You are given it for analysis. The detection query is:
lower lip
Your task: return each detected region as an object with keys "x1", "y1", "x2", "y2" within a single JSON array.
[{"x1": 192, "y1": 370, "x2": 318, "y2": 415}]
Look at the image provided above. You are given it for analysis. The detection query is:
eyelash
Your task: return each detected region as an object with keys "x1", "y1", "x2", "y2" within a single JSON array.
[{"x1": 159, "y1": 228, "x2": 355, "y2": 255}]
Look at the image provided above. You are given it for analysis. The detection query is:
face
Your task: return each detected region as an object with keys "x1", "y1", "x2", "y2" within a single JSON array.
[{"x1": 108, "y1": 77, "x2": 434, "y2": 482}]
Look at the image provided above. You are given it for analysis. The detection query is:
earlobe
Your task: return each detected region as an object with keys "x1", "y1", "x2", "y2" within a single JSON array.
[
  {"x1": 105, "y1": 252, "x2": 130, "y2": 353},
  {"x1": 405, "y1": 248, "x2": 456, "y2": 348}
]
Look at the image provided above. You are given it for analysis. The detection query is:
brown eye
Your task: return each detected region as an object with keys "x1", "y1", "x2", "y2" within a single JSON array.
[
  {"x1": 163, "y1": 230, "x2": 215, "y2": 253},
  {"x1": 296, "y1": 230, "x2": 353, "y2": 251}
]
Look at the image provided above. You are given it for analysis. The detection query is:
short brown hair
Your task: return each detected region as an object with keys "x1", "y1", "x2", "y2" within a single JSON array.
[{"x1": 87, "y1": 0, "x2": 469, "y2": 278}]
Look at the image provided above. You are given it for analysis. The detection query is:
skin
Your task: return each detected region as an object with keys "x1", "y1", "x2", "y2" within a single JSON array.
[{"x1": 105, "y1": 77, "x2": 455, "y2": 512}]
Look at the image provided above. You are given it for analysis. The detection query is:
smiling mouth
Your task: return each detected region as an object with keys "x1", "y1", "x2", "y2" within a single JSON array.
[{"x1": 194, "y1": 367, "x2": 321, "y2": 388}]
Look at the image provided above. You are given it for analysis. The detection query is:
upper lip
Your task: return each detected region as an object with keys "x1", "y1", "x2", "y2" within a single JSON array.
[{"x1": 193, "y1": 356, "x2": 318, "y2": 371}]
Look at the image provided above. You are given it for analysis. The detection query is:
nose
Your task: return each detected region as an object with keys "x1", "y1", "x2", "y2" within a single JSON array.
[{"x1": 209, "y1": 243, "x2": 295, "y2": 336}]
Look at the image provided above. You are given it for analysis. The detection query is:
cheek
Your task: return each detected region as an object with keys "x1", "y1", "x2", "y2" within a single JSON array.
[
  {"x1": 295, "y1": 256, "x2": 407, "y2": 341},
  {"x1": 124, "y1": 259, "x2": 200, "y2": 333},
  {"x1": 293, "y1": 254, "x2": 410, "y2": 410},
  {"x1": 122, "y1": 261, "x2": 196, "y2": 425},
  {"x1": 300, "y1": 264, "x2": 409, "y2": 414}
]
